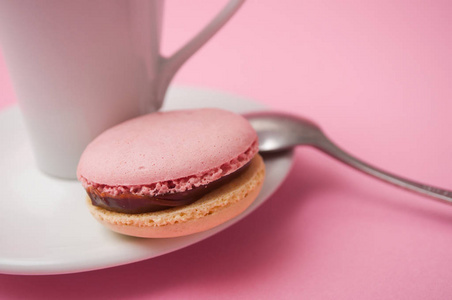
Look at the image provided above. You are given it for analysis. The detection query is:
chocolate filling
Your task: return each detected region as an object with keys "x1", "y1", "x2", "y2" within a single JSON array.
[{"x1": 86, "y1": 163, "x2": 250, "y2": 214}]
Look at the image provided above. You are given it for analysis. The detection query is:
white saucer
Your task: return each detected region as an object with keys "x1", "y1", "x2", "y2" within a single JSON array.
[{"x1": 0, "y1": 86, "x2": 293, "y2": 275}]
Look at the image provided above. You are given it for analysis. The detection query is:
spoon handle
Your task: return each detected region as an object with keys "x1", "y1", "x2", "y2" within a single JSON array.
[{"x1": 315, "y1": 136, "x2": 452, "y2": 204}]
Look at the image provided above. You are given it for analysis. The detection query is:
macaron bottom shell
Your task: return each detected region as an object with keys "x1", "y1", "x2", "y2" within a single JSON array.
[{"x1": 86, "y1": 154, "x2": 265, "y2": 238}]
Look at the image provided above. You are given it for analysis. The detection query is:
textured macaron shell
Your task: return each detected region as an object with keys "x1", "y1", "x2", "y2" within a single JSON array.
[{"x1": 77, "y1": 108, "x2": 258, "y2": 192}]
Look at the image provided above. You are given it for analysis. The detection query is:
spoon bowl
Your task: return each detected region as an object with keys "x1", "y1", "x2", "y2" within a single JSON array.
[{"x1": 246, "y1": 111, "x2": 324, "y2": 152}]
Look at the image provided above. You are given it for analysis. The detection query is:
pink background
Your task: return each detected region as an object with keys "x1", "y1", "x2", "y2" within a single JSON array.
[{"x1": 2, "y1": 0, "x2": 452, "y2": 298}]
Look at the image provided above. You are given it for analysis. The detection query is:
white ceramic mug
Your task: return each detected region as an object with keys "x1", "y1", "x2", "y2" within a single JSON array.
[{"x1": 0, "y1": 0, "x2": 244, "y2": 179}]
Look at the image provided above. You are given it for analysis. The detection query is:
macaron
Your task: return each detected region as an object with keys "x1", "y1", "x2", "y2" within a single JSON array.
[{"x1": 77, "y1": 108, "x2": 265, "y2": 238}]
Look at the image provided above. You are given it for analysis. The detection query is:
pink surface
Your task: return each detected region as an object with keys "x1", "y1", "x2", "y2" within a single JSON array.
[{"x1": 2, "y1": 1, "x2": 452, "y2": 299}]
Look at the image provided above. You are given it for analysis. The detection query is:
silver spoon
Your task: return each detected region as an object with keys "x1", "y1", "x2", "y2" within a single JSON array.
[{"x1": 245, "y1": 111, "x2": 452, "y2": 204}]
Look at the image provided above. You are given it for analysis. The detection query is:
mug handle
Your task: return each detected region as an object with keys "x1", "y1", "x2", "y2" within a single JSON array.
[{"x1": 155, "y1": 0, "x2": 245, "y2": 109}]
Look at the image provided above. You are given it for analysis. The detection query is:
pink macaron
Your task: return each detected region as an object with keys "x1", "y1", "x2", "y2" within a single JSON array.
[{"x1": 77, "y1": 108, "x2": 265, "y2": 238}]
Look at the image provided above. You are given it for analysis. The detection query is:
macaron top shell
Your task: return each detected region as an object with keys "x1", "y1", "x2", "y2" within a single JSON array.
[{"x1": 77, "y1": 108, "x2": 258, "y2": 190}]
